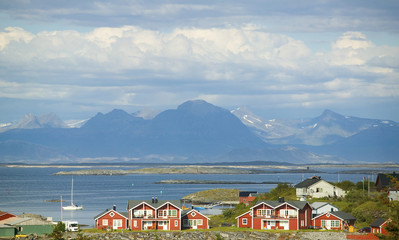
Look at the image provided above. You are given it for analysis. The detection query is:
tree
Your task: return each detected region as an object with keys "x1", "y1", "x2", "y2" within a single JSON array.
[
  {"x1": 50, "y1": 222, "x2": 65, "y2": 240},
  {"x1": 334, "y1": 180, "x2": 356, "y2": 191}
]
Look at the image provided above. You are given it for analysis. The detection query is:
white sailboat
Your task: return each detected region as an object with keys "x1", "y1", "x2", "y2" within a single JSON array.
[{"x1": 62, "y1": 178, "x2": 83, "y2": 210}]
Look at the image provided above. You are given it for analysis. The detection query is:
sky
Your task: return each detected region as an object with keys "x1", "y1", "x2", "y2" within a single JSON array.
[{"x1": 1, "y1": 0, "x2": 399, "y2": 122}]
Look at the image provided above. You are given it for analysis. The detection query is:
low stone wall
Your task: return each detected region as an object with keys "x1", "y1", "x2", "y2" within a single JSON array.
[{"x1": 54, "y1": 231, "x2": 348, "y2": 240}]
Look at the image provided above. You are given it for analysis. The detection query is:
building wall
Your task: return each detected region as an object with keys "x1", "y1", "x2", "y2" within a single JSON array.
[
  {"x1": 313, "y1": 204, "x2": 339, "y2": 216},
  {"x1": 313, "y1": 213, "x2": 342, "y2": 230},
  {"x1": 299, "y1": 181, "x2": 345, "y2": 199},
  {"x1": 371, "y1": 222, "x2": 388, "y2": 235},
  {"x1": 252, "y1": 203, "x2": 301, "y2": 230},
  {"x1": 0, "y1": 227, "x2": 16, "y2": 238},
  {"x1": 237, "y1": 212, "x2": 252, "y2": 229},
  {"x1": 129, "y1": 204, "x2": 156, "y2": 229},
  {"x1": 16, "y1": 225, "x2": 53, "y2": 236},
  {"x1": 298, "y1": 204, "x2": 312, "y2": 229},
  {"x1": 239, "y1": 196, "x2": 256, "y2": 205},
  {"x1": 158, "y1": 204, "x2": 181, "y2": 230},
  {"x1": 96, "y1": 210, "x2": 128, "y2": 230},
  {"x1": 388, "y1": 190, "x2": 399, "y2": 201},
  {"x1": 182, "y1": 211, "x2": 208, "y2": 230},
  {"x1": 131, "y1": 219, "x2": 142, "y2": 230}
]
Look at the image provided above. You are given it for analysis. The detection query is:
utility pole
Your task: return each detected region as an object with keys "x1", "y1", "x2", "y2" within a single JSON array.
[
  {"x1": 368, "y1": 176, "x2": 370, "y2": 197},
  {"x1": 363, "y1": 177, "x2": 365, "y2": 192}
]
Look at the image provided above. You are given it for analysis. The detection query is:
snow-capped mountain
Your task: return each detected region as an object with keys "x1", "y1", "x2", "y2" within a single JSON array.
[
  {"x1": 0, "y1": 113, "x2": 68, "y2": 132},
  {"x1": 231, "y1": 106, "x2": 303, "y2": 143},
  {"x1": 232, "y1": 107, "x2": 397, "y2": 146},
  {"x1": 0, "y1": 100, "x2": 398, "y2": 164}
]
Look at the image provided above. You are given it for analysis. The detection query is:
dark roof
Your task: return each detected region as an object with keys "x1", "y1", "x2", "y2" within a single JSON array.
[
  {"x1": 252, "y1": 200, "x2": 309, "y2": 210},
  {"x1": 127, "y1": 200, "x2": 181, "y2": 210},
  {"x1": 239, "y1": 191, "x2": 258, "y2": 197},
  {"x1": 331, "y1": 211, "x2": 356, "y2": 221},
  {"x1": 370, "y1": 218, "x2": 387, "y2": 228},
  {"x1": 294, "y1": 178, "x2": 322, "y2": 188},
  {"x1": 93, "y1": 209, "x2": 128, "y2": 220},
  {"x1": 376, "y1": 173, "x2": 399, "y2": 188}
]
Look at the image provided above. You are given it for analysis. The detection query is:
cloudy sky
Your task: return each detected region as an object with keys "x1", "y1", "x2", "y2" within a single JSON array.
[{"x1": 1, "y1": 0, "x2": 399, "y2": 122}]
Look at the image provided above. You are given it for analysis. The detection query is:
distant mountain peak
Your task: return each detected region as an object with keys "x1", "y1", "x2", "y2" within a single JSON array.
[{"x1": 177, "y1": 100, "x2": 225, "y2": 116}]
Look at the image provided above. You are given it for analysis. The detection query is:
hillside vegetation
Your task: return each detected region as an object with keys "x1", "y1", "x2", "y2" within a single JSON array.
[{"x1": 182, "y1": 189, "x2": 240, "y2": 204}]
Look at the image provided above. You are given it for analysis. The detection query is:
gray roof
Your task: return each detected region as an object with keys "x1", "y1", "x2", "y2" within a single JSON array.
[
  {"x1": 370, "y1": 218, "x2": 387, "y2": 228},
  {"x1": 94, "y1": 209, "x2": 128, "y2": 220},
  {"x1": 252, "y1": 200, "x2": 309, "y2": 210},
  {"x1": 294, "y1": 178, "x2": 321, "y2": 188},
  {"x1": 127, "y1": 200, "x2": 181, "y2": 210},
  {"x1": 311, "y1": 202, "x2": 338, "y2": 210},
  {"x1": 331, "y1": 211, "x2": 356, "y2": 221}
]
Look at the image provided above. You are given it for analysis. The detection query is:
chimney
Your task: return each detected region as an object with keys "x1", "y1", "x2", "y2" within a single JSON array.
[
  {"x1": 278, "y1": 197, "x2": 284, "y2": 203},
  {"x1": 155, "y1": 197, "x2": 158, "y2": 203},
  {"x1": 152, "y1": 197, "x2": 155, "y2": 203},
  {"x1": 113, "y1": 205, "x2": 116, "y2": 211}
]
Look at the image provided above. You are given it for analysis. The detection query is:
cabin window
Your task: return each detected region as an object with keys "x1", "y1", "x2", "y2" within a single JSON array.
[
  {"x1": 110, "y1": 212, "x2": 115, "y2": 217},
  {"x1": 133, "y1": 220, "x2": 137, "y2": 227},
  {"x1": 197, "y1": 219, "x2": 203, "y2": 225},
  {"x1": 175, "y1": 220, "x2": 178, "y2": 227},
  {"x1": 331, "y1": 220, "x2": 340, "y2": 228},
  {"x1": 257, "y1": 209, "x2": 269, "y2": 216},
  {"x1": 159, "y1": 221, "x2": 167, "y2": 226},
  {"x1": 191, "y1": 211, "x2": 196, "y2": 217},
  {"x1": 183, "y1": 219, "x2": 189, "y2": 227},
  {"x1": 301, "y1": 220, "x2": 305, "y2": 227},
  {"x1": 242, "y1": 218, "x2": 247, "y2": 225},
  {"x1": 321, "y1": 220, "x2": 326, "y2": 227},
  {"x1": 169, "y1": 210, "x2": 177, "y2": 217},
  {"x1": 279, "y1": 209, "x2": 296, "y2": 217},
  {"x1": 113, "y1": 219, "x2": 122, "y2": 228},
  {"x1": 103, "y1": 219, "x2": 108, "y2": 226},
  {"x1": 316, "y1": 188, "x2": 323, "y2": 192}
]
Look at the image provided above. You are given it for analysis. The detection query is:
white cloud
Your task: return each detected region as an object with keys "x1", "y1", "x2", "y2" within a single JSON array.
[{"x1": 0, "y1": 26, "x2": 399, "y2": 120}]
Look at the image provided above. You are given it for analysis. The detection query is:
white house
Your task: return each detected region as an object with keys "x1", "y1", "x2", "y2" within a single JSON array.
[
  {"x1": 388, "y1": 188, "x2": 399, "y2": 201},
  {"x1": 294, "y1": 176, "x2": 346, "y2": 199},
  {"x1": 310, "y1": 202, "x2": 339, "y2": 217}
]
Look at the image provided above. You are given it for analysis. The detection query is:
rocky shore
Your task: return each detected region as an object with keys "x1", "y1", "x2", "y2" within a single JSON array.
[{"x1": 36, "y1": 231, "x2": 349, "y2": 240}]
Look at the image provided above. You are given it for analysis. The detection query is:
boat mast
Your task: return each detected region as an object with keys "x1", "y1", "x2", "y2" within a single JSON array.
[
  {"x1": 61, "y1": 195, "x2": 63, "y2": 221},
  {"x1": 71, "y1": 178, "x2": 74, "y2": 205}
]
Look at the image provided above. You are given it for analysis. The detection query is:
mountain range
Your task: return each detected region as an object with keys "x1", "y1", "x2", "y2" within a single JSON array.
[{"x1": 0, "y1": 100, "x2": 398, "y2": 164}]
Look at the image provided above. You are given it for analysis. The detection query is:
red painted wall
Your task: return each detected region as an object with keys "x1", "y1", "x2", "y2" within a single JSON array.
[
  {"x1": 313, "y1": 213, "x2": 342, "y2": 230},
  {"x1": 158, "y1": 203, "x2": 181, "y2": 230},
  {"x1": 131, "y1": 219, "x2": 142, "y2": 230},
  {"x1": 237, "y1": 212, "x2": 252, "y2": 228},
  {"x1": 239, "y1": 196, "x2": 256, "y2": 205},
  {"x1": 182, "y1": 210, "x2": 209, "y2": 229},
  {"x1": 96, "y1": 210, "x2": 128, "y2": 230}
]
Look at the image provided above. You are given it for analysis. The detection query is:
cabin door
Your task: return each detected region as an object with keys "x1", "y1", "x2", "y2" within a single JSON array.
[
  {"x1": 280, "y1": 220, "x2": 289, "y2": 230},
  {"x1": 325, "y1": 220, "x2": 331, "y2": 230},
  {"x1": 189, "y1": 219, "x2": 197, "y2": 229}
]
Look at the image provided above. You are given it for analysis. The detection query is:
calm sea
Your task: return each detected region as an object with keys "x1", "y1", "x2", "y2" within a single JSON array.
[{"x1": 0, "y1": 166, "x2": 393, "y2": 227}]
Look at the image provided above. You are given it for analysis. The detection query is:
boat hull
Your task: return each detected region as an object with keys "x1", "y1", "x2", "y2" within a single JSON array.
[{"x1": 63, "y1": 205, "x2": 83, "y2": 211}]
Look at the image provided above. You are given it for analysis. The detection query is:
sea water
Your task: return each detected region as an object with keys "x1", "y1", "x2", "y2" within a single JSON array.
[{"x1": 0, "y1": 166, "x2": 393, "y2": 227}]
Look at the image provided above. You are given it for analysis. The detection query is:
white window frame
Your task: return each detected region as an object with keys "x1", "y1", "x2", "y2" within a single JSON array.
[
  {"x1": 242, "y1": 218, "x2": 247, "y2": 225},
  {"x1": 113, "y1": 219, "x2": 122, "y2": 228},
  {"x1": 175, "y1": 220, "x2": 178, "y2": 227},
  {"x1": 102, "y1": 219, "x2": 108, "y2": 226}
]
